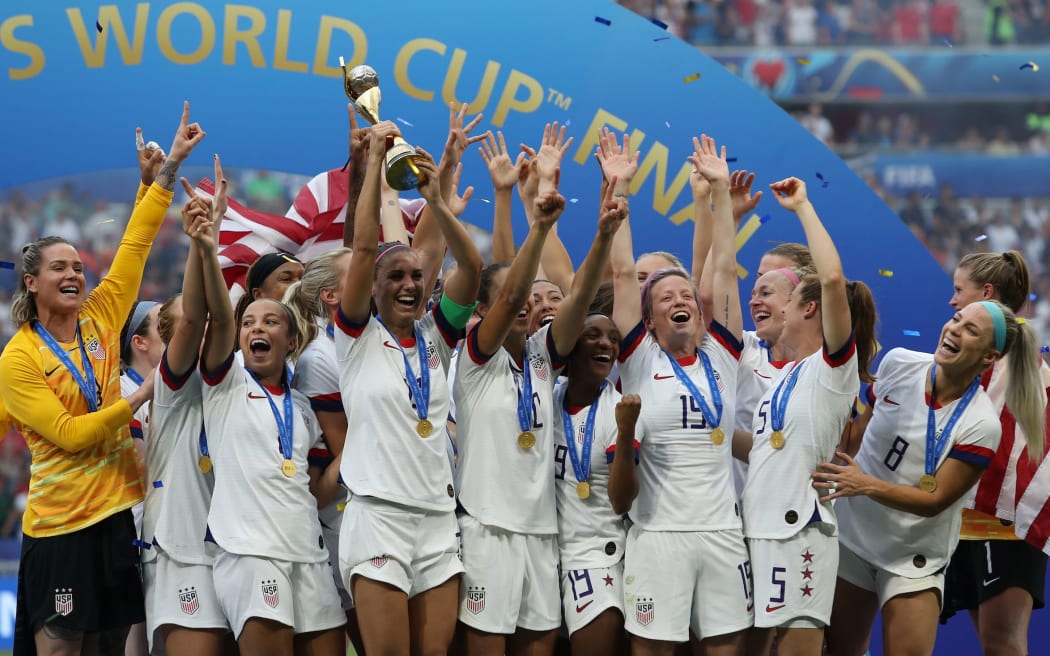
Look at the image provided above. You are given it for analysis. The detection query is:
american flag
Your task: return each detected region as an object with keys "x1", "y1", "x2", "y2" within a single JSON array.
[
  {"x1": 195, "y1": 169, "x2": 427, "y2": 303},
  {"x1": 968, "y1": 360, "x2": 1050, "y2": 554}
]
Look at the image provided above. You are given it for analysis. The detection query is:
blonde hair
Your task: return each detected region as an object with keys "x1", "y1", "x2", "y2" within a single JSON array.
[
  {"x1": 984, "y1": 300, "x2": 1046, "y2": 462},
  {"x1": 283, "y1": 248, "x2": 351, "y2": 360}
]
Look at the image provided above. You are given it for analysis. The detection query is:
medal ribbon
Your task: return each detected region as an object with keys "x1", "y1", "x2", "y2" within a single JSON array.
[
  {"x1": 199, "y1": 425, "x2": 210, "y2": 458},
  {"x1": 325, "y1": 323, "x2": 335, "y2": 340},
  {"x1": 377, "y1": 318, "x2": 430, "y2": 424},
  {"x1": 515, "y1": 348, "x2": 534, "y2": 433},
  {"x1": 925, "y1": 364, "x2": 981, "y2": 478},
  {"x1": 561, "y1": 382, "x2": 606, "y2": 486},
  {"x1": 663, "y1": 348, "x2": 723, "y2": 430},
  {"x1": 769, "y1": 361, "x2": 805, "y2": 433},
  {"x1": 125, "y1": 367, "x2": 145, "y2": 386},
  {"x1": 249, "y1": 366, "x2": 294, "y2": 462},
  {"x1": 34, "y1": 321, "x2": 99, "y2": 412}
]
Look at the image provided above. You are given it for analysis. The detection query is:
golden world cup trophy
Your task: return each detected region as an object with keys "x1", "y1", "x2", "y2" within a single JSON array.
[{"x1": 339, "y1": 59, "x2": 422, "y2": 190}]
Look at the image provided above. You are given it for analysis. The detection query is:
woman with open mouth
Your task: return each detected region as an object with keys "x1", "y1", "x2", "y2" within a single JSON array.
[
  {"x1": 740, "y1": 176, "x2": 878, "y2": 656},
  {"x1": 609, "y1": 130, "x2": 751, "y2": 653},
  {"x1": 815, "y1": 298, "x2": 1045, "y2": 655},
  {"x1": 334, "y1": 120, "x2": 483, "y2": 656}
]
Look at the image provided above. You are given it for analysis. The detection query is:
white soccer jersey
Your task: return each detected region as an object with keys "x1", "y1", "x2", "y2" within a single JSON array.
[
  {"x1": 553, "y1": 380, "x2": 634, "y2": 569},
  {"x1": 732, "y1": 332, "x2": 792, "y2": 498},
  {"x1": 617, "y1": 321, "x2": 742, "y2": 531},
  {"x1": 143, "y1": 354, "x2": 215, "y2": 565},
  {"x1": 335, "y1": 305, "x2": 459, "y2": 511},
  {"x1": 120, "y1": 371, "x2": 152, "y2": 442},
  {"x1": 292, "y1": 332, "x2": 348, "y2": 532},
  {"x1": 201, "y1": 354, "x2": 328, "y2": 563},
  {"x1": 454, "y1": 324, "x2": 564, "y2": 534},
  {"x1": 743, "y1": 338, "x2": 858, "y2": 539},
  {"x1": 837, "y1": 348, "x2": 1000, "y2": 577}
]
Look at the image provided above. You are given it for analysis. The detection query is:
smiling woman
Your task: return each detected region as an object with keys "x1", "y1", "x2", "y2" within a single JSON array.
[{"x1": 0, "y1": 101, "x2": 202, "y2": 654}]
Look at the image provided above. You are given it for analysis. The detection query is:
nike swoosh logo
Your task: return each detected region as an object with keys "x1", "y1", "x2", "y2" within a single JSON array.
[
  {"x1": 765, "y1": 603, "x2": 785, "y2": 612},
  {"x1": 45, "y1": 365, "x2": 62, "y2": 377},
  {"x1": 753, "y1": 369, "x2": 772, "y2": 380},
  {"x1": 575, "y1": 600, "x2": 594, "y2": 613},
  {"x1": 653, "y1": 373, "x2": 675, "y2": 380},
  {"x1": 983, "y1": 577, "x2": 1000, "y2": 587},
  {"x1": 882, "y1": 395, "x2": 900, "y2": 406},
  {"x1": 247, "y1": 393, "x2": 268, "y2": 399}
]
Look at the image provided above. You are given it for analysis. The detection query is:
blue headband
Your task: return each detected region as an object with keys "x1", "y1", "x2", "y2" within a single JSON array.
[
  {"x1": 978, "y1": 301, "x2": 1007, "y2": 353},
  {"x1": 123, "y1": 301, "x2": 158, "y2": 352}
]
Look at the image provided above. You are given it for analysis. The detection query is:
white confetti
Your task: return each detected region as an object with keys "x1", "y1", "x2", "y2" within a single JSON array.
[
  {"x1": 396, "y1": 117, "x2": 415, "y2": 127},
  {"x1": 570, "y1": 198, "x2": 579, "y2": 204},
  {"x1": 665, "y1": 121, "x2": 671, "y2": 128},
  {"x1": 479, "y1": 198, "x2": 491, "y2": 204},
  {"x1": 975, "y1": 234, "x2": 988, "y2": 242}
]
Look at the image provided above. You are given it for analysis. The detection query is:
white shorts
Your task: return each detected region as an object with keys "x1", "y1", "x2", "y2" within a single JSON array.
[
  {"x1": 458, "y1": 513, "x2": 561, "y2": 634},
  {"x1": 749, "y1": 526, "x2": 837, "y2": 629},
  {"x1": 340, "y1": 495, "x2": 463, "y2": 598},
  {"x1": 319, "y1": 503, "x2": 353, "y2": 610},
  {"x1": 143, "y1": 549, "x2": 228, "y2": 651},
  {"x1": 623, "y1": 526, "x2": 754, "y2": 642},
  {"x1": 212, "y1": 550, "x2": 345, "y2": 638},
  {"x1": 837, "y1": 543, "x2": 944, "y2": 609},
  {"x1": 561, "y1": 562, "x2": 624, "y2": 636}
]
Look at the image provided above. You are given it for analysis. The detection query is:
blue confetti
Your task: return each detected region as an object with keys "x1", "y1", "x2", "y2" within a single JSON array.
[
  {"x1": 96, "y1": 20, "x2": 103, "y2": 33},
  {"x1": 759, "y1": 214, "x2": 772, "y2": 224},
  {"x1": 0, "y1": 262, "x2": 14, "y2": 270},
  {"x1": 726, "y1": 157, "x2": 738, "y2": 163},
  {"x1": 903, "y1": 330, "x2": 921, "y2": 337},
  {"x1": 1020, "y1": 61, "x2": 1039, "y2": 72},
  {"x1": 1030, "y1": 293, "x2": 1038, "y2": 301},
  {"x1": 653, "y1": 36, "x2": 671, "y2": 42},
  {"x1": 1042, "y1": 346, "x2": 1050, "y2": 353},
  {"x1": 816, "y1": 172, "x2": 829, "y2": 188},
  {"x1": 595, "y1": 16, "x2": 611, "y2": 26},
  {"x1": 651, "y1": 18, "x2": 668, "y2": 29},
  {"x1": 152, "y1": 480, "x2": 163, "y2": 488}
]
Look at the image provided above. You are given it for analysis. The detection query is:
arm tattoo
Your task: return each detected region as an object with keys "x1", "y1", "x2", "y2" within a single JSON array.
[{"x1": 155, "y1": 159, "x2": 181, "y2": 192}]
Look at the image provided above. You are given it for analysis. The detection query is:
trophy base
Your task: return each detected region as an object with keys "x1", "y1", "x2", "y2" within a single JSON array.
[{"x1": 385, "y1": 141, "x2": 422, "y2": 191}]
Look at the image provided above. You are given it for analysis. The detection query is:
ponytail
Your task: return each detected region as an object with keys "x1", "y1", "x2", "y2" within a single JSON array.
[
  {"x1": 282, "y1": 280, "x2": 315, "y2": 361},
  {"x1": 992, "y1": 302, "x2": 1046, "y2": 463},
  {"x1": 847, "y1": 280, "x2": 879, "y2": 385}
]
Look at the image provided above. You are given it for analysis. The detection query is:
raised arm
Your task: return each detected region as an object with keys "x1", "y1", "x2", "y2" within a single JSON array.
[
  {"x1": 197, "y1": 157, "x2": 237, "y2": 373},
  {"x1": 474, "y1": 190, "x2": 563, "y2": 357},
  {"x1": 532, "y1": 123, "x2": 576, "y2": 292},
  {"x1": 551, "y1": 182, "x2": 626, "y2": 356},
  {"x1": 770, "y1": 177, "x2": 849, "y2": 352},
  {"x1": 480, "y1": 131, "x2": 524, "y2": 263},
  {"x1": 340, "y1": 121, "x2": 401, "y2": 323},
  {"x1": 165, "y1": 191, "x2": 210, "y2": 377},
  {"x1": 608, "y1": 394, "x2": 642, "y2": 514},
  {"x1": 598, "y1": 129, "x2": 643, "y2": 335},
  {"x1": 414, "y1": 151, "x2": 483, "y2": 306},
  {"x1": 691, "y1": 135, "x2": 742, "y2": 337},
  {"x1": 342, "y1": 105, "x2": 370, "y2": 247}
]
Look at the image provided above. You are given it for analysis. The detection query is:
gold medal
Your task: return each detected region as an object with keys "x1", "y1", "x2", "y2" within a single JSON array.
[
  {"x1": 919, "y1": 474, "x2": 938, "y2": 493},
  {"x1": 198, "y1": 455, "x2": 212, "y2": 474},
  {"x1": 417, "y1": 419, "x2": 433, "y2": 438},
  {"x1": 711, "y1": 427, "x2": 725, "y2": 445},
  {"x1": 518, "y1": 431, "x2": 536, "y2": 449},
  {"x1": 577, "y1": 481, "x2": 591, "y2": 500},
  {"x1": 281, "y1": 459, "x2": 297, "y2": 478},
  {"x1": 770, "y1": 430, "x2": 785, "y2": 450}
]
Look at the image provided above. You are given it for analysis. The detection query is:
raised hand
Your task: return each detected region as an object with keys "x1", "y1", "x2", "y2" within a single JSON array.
[
  {"x1": 598, "y1": 176, "x2": 628, "y2": 237},
  {"x1": 444, "y1": 102, "x2": 486, "y2": 164},
  {"x1": 689, "y1": 160, "x2": 712, "y2": 206},
  {"x1": 479, "y1": 131, "x2": 525, "y2": 191},
  {"x1": 768, "y1": 177, "x2": 810, "y2": 212},
  {"x1": 446, "y1": 162, "x2": 474, "y2": 217},
  {"x1": 517, "y1": 158, "x2": 541, "y2": 213},
  {"x1": 615, "y1": 394, "x2": 642, "y2": 429},
  {"x1": 413, "y1": 148, "x2": 444, "y2": 204},
  {"x1": 595, "y1": 127, "x2": 639, "y2": 191},
  {"x1": 533, "y1": 122, "x2": 573, "y2": 187},
  {"x1": 210, "y1": 154, "x2": 228, "y2": 226},
  {"x1": 690, "y1": 134, "x2": 729, "y2": 188},
  {"x1": 730, "y1": 170, "x2": 763, "y2": 222},
  {"x1": 532, "y1": 188, "x2": 565, "y2": 231},
  {"x1": 369, "y1": 121, "x2": 402, "y2": 156},
  {"x1": 348, "y1": 104, "x2": 370, "y2": 172},
  {"x1": 167, "y1": 101, "x2": 206, "y2": 163},
  {"x1": 179, "y1": 178, "x2": 217, "y2": 250},
  {"x1": 136, "y1": 127, "x2": 165, "y2": 187}
]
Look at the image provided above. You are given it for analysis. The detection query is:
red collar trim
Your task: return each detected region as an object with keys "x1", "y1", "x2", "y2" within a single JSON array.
[{"x1": 676, "y1": 355, "x2": 698, "y2": 366}]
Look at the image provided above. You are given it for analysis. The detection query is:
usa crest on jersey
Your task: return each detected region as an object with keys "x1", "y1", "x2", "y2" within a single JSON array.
[
  {"x1": 529, "y1": 353, "x2": 549, "y2": 381},
  {"x1": 371, "y1": 555, "x2": 388, "y2": 568},
  {"x1": 426, "y1": 342, "x2": 440, "y2": 369},
  {"x1": 636, "y1": 597, "x2": 654, "y2": 626},
  {"x1": 179, "y1": 587, "x2": 200, "y2": 615},
  {"x1": 466, "y1": 586, "x2": 485, "y2": 614},
  {"x1": 54, "y1": 588, "x2": 73, "y2": 616},
  {"x1": 261, "y1": 579, "x2": 280, "y2": 608},
  {"x1": 85, "y1": 337, "x2": 106, "y2": 360}
]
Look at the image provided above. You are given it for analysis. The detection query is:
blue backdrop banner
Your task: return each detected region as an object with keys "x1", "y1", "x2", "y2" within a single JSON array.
[{"x1": 853, "y1": 153, "x2": 1050, "y2": 198}]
